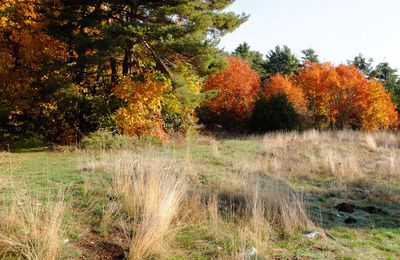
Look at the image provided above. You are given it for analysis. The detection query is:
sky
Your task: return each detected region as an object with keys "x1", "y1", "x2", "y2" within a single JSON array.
[{"x1": 219, "y1": 0, "x2": 400, "y2": 71}]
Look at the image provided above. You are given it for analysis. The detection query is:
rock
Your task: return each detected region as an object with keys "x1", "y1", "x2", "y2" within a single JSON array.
[
  {"x1": 63, "y1": 239, "x2": 69, "y2": 244},
  {"x1": 335, "y1": 202, "x2": 356, "y2": 213},
  {"x1": 304, "y1": 231, "x2": 320, "y2": 239},
  {"x1": 242, "y1": 247, "x2": 257, "y2": 259},
  {"x1": 344, "y1": 217, "x2": 357, "y2": 224}
]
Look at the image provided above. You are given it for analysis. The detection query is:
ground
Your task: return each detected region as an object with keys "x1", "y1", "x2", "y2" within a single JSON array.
[{"x1": 0, "y1": 131, "x2": 400, "y2": 259}]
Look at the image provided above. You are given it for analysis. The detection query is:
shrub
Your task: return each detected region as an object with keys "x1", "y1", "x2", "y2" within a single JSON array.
[
  {"x1": 81, "y1": 129, "x2": 162, "y2": 150},
  {"x1": 249, "y1": 94, "x2": 301, "y2": 133}
]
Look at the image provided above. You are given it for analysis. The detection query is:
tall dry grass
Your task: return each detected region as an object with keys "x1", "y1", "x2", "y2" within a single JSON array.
[
  {"x1": 262, "y1": 130, "x2": 400, "y2": 203},
  {"x1": 111, "y1": 154, "x2": 187, "y2": 259},
  {"x1": 245, "y1": 176, "x2": 312, "y2": 234},
  {"x1": 0, "y1": 192, "x2": 65, "y2": 260}
]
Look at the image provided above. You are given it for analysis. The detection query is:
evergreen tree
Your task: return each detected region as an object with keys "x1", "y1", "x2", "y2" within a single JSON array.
[
  {"x1": 264, "y1": 45, "x2": 301, "y2": 78},
  {"x1": 249, "y1": 93, "x2": 301, "y2": 133},
  {"x1": 301, "y1": 48, "x2": 320, "y2": 64},
  {"x1": 44, "y1": 0, "x2": 247, "y2": 137},
  {"x1": 233, "y1": 42, "x2": 267, "y2": 79},
  {"x1": 371, "y1": 62, "x2": 400, "y2": 107},
  {"x1": 348, "y1": 53, "x2": 373, "y2": 76}
]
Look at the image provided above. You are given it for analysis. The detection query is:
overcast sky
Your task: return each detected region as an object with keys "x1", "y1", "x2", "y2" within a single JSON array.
[{"x1": 219, "y1": 0, "x2": 400, "y2": 71}]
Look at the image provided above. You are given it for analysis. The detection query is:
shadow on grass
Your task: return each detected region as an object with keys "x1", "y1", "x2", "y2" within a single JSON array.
[{"x1": 306, "y1": 185, "x2": 400, "y2": 230}]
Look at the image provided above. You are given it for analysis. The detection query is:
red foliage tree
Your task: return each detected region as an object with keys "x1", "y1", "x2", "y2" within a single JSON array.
[
  {"x1": 202, "y1": 56, "x2": 261, "y2": 128},
  {"x1": 264, "y1": 74, "x2": 306, "y2": 112}
]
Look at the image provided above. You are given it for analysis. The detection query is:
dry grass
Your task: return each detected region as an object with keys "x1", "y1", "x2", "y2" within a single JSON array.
[
  {"x1": 245, "y1": 176, "x2": 312, "y2": 234},
  {"x1": 262, "y1": 130, "x2": 400, "y2": 203},
  {"x1": 79, "y1": 146, "x2": 313, "y2": 258},
  {"x1": 263, "y1": 130, "x2": 400, "y2": 177},
  {"x1": 71, "y1": 130, "x2": 400, "y2": 258},
  {"x1": 111, "y1": 154, "x2": 187, "y2": 259},
  {"x1": 0, "y1": 192, "x2": 65, "y2": 260}
]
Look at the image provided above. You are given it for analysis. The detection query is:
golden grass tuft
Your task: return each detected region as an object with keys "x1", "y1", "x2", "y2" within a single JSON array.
[
  {"x1": 111, "y1": 154, "x2": 187, "y2": 259},
  {"x1": 0, "y1": 192, "x2": 65, "y2": 260},
  {"x1": 245, "y1": 176, "x2": 312, "y2": 234}
]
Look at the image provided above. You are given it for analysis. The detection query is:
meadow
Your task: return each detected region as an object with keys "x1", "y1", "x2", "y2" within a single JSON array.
[{"x1": 0, "y1": 130, "x2": 400, "y2": 259}]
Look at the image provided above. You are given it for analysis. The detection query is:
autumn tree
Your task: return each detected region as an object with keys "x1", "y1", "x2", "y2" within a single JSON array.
[
  {"x1": 264, "y1": 74, "x2": 306, "y2": 112},
  {"x1": 233, "y1": 42, "x2": 267, "y2": 79},
  {"x1": 0, "y1": 0, "x2": 71, "y2": 143},
  {"x1": 199, "y1": 56, "x2": 261, "y2": 129},
  {"x1": 45, "y1": 0, "x2": 247, "y2": 138},
  {"x1": 362, "y1": 81, "x2": 398, "y2": 130},
  {"x1": 114, "y1": 71, "x2": 170, "y2": 138},
  {"x1": 296, "y1": 62, "x2": 398, "y2": 130}
]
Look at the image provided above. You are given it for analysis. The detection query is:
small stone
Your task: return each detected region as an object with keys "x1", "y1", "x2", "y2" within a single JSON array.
[
  {"x1": 243, "y1": 247, "x2": 257, "y2": 259},
  {"x1": 304, "y1": 231, "x2": 320, "y2": 239},
  {"x1": 63, "y1": 239, "x2": 69, "y2": 244}
]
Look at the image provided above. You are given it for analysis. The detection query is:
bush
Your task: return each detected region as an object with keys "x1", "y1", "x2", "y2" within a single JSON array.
[
  {"x1": 80, "y1": 129, "x2": 162, "y2": 150},
  {"x1": 249, "y1": 94, "x2": 301, "y2": 133}
]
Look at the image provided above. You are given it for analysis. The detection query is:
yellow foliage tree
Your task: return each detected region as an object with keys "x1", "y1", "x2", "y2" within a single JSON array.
[
  {"x1": 361, "y1": 81, "x2": 399, "y2": 130},
  {"x1": 114, "y1": 72, "x2": 171, "y2": 138}
]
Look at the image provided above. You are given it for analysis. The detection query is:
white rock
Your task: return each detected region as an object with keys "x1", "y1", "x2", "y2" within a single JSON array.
[
  {"x1": 243, "y1": 247, "x2": 257, "y2": 259},
  {"x1": 304, "y1": 231, "x2": 320, "y2": 239}
]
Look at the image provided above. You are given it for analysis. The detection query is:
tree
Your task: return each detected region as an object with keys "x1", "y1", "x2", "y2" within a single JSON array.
[
  {"x1": 296, "y1": 62, "x2": 398, "y2": 130},
  {"x1": 199, "y1": 56, "x2": 261, "y2": 129},
  {"x1": 233, "y1": 42, "x2": 267, "y2": 79},
  {"x1": 371, "y1": 62, "x2": 400, "y2": 107},
  {"x1": 114, "y1": 71, "x2": 170, "y2": 138},
  {"x1": 41, "y1": 0, "x2": 248, "y2": 138},
  {"x1": 0, "y1": 0, "x2": 72, "y2": 143},
  {"x1": 249, "y1": 94, "x2": 301, "y2": 133},
  {"x1": 347, "y1": 53, "x2": 373, "y2": 76},
  {"x1": 264, "y1": 74, "x2": 306, "y2": 112},
  {"x1": 301, "y1": 48, "x2": 320, "y2": 64},
  {"x1": 362, "y1": 81, "x2": 398, "y2": 130},
  {"x1": 264, "y1": 45, "x2": 301, "y2": 78}
]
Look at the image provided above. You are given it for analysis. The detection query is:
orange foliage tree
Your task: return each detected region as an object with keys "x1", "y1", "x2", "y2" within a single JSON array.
[
  {"x1": 296, "y1": 62, "x2": 398, "y2": 130},
  {"x1": 201, "y1": 56, "x2": 261, "y2": 128},
  {"x1": 362, "y1": 81, "x2": 398, "y2": 130},
  {"x1": 264, "y1": 74, "x2": 306, "y2": 112},
  {"x1": 114, "y1": 72, "x2": 171, "y2": 139},
  {"x1": 0, "y1": 0, "x2": 70, "y2": 141},
  {"x1": 0, "y1": 0, "x2": 65, "y2": 101}
]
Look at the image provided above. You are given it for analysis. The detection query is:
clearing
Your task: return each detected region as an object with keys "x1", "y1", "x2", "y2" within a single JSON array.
[{"x1": 0, "y1": 130, "x2": 399, "y2": 259}]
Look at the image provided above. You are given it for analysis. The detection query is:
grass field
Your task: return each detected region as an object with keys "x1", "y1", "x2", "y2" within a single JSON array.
[{"x1": 1, "y1": 130, "x2": 400, "y2": 259}]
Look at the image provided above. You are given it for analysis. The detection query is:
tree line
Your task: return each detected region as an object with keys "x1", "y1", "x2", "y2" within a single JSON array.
[
  {"x1": 199, "y1": 44, "x2": 399, "y2": 132},
  {"x1": 1, "y1": 1, "x2": 399, "y2": 146}
]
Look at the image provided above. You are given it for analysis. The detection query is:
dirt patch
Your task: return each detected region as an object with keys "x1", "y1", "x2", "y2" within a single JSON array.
[
  {"x1": 335, "y1": 203, "x2": 356, "y2": 213},
  {"x1": 344, "y1": 217, "x2": 357, "y2": 224},
  {"x1": 360, "y1": 206, "x2": 386, "y2": 215},
  {"x1": 73, "y1": 232, "x2": 126, "y2": 260},
  {"x1": 217, "y1": 192, "x2": 248, "y2": 217}
]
